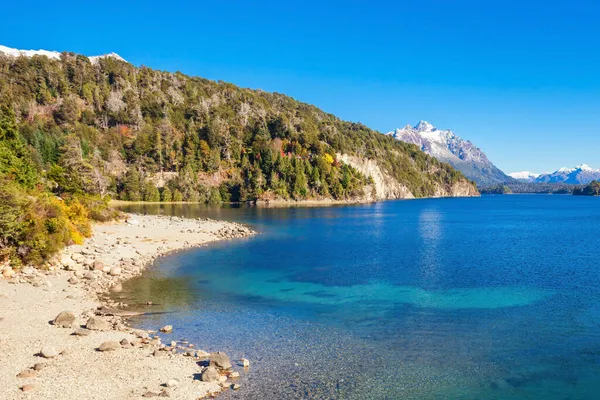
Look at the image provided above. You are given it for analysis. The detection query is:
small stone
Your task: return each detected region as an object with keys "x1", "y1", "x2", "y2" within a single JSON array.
[
  {"x1": 209, "y1": 352, "x2": 232, "y2": 370},
  {"x1": 2, "y1": 267, "x2": 14, "y2": 278},
  {"x1": 83, "y1": 271, "x2": 96, "y2": 280},
  {"x1": 142, "y1": 391, "x2": 159, "y2": 398},
  {"x1": 120, "y1": 338, "x2": 130, "y2": 346},
  {"x1": 33, "y1": 363, "x2": 46, "y2": 371},
  {"x1": 201, "y1": 366, "x2": 220, "y2": 382},
  {"x1": 218, "y1": 375, "x2": 227, "y2": 383},
  {"x1": 17, "y1": 369, "x2": 37, "y2": 378},
  {"x1": 93, "y1": 260, "x2": 104, "y2": 271},
  {"x1": 21, "y1": 384, "x2": 35, "y2": 392},
  {"x1": 229, "y1": 371, "x2": 240, "y2": 379},
  {"x1": 195, "y1": 350, "x2": 210, "y2": 359},
  {"x1": 68, "y1": 276, "x2": 79, "y2": 284},
  {"x1": 40, "y1": 346, "x2": 58, "y2": 358},
  {"x1": 232, "y1": 383, "x2": 241, "y2": 390},
  {"x1": 86, "y1": 317, "x2": 111, "y2": 331},
  {"x1": 170, "y1": 341, "x2": 177, "y2": 347},
  {"x1": 159, "y1": 325, "x2": 173, "y2": 333},
  {"x1": 241, "y1": 358, "x2": 250, "y2": 368},
  {"x1": 73, "y1": 328, "x2": 91, "y2": 336},
  {"x1": 97, "y1": 341, "x2": 120, "y2": 351},
  {"x1": 109, "y1": 267, "x2": 121, "y2": 276},
  {"x1": 53, "y1": 311, "x2": 76, "y2": 328},
  {"x1": 166, "y1": 379, "x2": 179, "y2": 388}
]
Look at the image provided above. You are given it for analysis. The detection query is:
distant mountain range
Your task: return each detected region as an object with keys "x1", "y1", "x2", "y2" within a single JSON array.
[
  {"x1": 510, "y1": 164, "x2": 600, "y2": 185},
  {"x1": 386, "y1": 121, "x2": 512, "y2": 187}
]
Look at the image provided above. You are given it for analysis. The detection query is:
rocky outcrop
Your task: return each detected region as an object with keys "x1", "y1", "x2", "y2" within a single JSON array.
[
  {"x1": 337, "y1": 153, "x2": 478, "y2": 200},
  {"x1": 336, "y1": 154, "x2": 414, "y2": 200}
]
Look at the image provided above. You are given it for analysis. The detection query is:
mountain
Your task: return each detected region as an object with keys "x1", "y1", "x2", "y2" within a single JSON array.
[
  {"x1": 0, "y1": 45, "x2": 477, "y2": 208},
  {"x1": 534, "y1": 164, "x2": 600, "y2": 185},
  {"x1": 508, "y1": 171, "x2": 541, "y2": 182},
  {"x1": 387, "y1": 121, "x2": 512, "y2": 187}
]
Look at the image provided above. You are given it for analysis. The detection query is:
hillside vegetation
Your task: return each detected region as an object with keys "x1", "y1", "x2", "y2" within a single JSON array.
[{"x1": 0, "y1": 51, "x2": 476, "y2": 264}]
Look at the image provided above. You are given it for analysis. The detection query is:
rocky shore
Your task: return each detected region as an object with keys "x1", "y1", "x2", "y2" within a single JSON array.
[{"x1": 0, "y1": 214, "x2": 255, "y2": 400}]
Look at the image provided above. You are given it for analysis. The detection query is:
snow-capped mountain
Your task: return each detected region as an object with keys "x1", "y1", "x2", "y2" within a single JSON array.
[
  {"x1": 534, "y1": 164, "x2": 600, "y2": 185},
  {"x1": 387, "y1": 121, "x2": 512, "y2": 186},
  {"x1": 508, "y1": 171, "x2": 541, "y2": 182},
  {"x1": 0, "y1": 45, "x2": 126, "y2": 64}
]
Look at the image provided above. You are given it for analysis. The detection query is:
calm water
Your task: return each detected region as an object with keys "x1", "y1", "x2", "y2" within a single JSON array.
[{"x1": 116, "y1": 196, "x2": 600, "y2": 399}]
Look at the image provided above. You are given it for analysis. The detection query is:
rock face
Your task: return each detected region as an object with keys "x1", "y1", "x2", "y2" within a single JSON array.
[
  {"x1": 387, "y1": 121, "x2": 512, "y2": 187},
  {"x1": 338, "y1": 153, "x2": 478, "y2": 199},
  {"x1": 337, "y1": 154, "x2": 414, "y2": 200},
  {"x1": 53, "y1": 311, "x2": 76, "y2": 328}
]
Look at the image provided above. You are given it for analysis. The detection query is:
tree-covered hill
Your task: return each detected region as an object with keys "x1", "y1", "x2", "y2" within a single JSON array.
[
  {"x1": 573, "y1": 181, "x2": 600, "y2": 196},
  {"x1": 0, "y1": 51, "x2": 476, "y2": 205}
]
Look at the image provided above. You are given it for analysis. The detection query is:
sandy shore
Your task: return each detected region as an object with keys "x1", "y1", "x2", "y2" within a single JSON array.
[{"x1": 0, "y1": 214, "x2": 255, "y2": 400}]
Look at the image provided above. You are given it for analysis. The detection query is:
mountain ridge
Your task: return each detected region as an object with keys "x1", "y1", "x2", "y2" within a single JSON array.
[{"x1": 510, "y1": 164, "x2": 600, "y2": 185}]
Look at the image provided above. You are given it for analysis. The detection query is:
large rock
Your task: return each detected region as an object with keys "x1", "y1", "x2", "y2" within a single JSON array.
[
  {"x1": 209, "y1": 352, "x2": 232, "y2": 370},
  {"x1": 97, "y1": 341, "x2": 120, "y2": 351},
  {"x1": 85, "y1": 317, "x2": 111, "y2": 331},
  {"x1": 109, "y1": 267, "x2": 121, "y2": 276},
  {"x1": 53, "y1": 311, "x2": 76, "y2": 328},
  {"x1": 40, "y1": 346, "x2": 58, "y2": 358},
  {"x1": 159, "y1": 325, "x2": 173, "y2": 333},
  {"x1": 201, "y1": 366, "x2": 220, "y2": 382}
]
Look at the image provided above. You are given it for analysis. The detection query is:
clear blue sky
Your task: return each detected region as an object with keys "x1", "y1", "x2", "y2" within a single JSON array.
[{"x1": 2, "y1": 0, "x2": 599, "y2": 173}]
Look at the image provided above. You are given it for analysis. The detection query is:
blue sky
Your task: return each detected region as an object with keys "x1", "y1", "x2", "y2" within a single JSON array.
[{"x1": 2, "y1": 0, "x2": 599, "y2": 173}]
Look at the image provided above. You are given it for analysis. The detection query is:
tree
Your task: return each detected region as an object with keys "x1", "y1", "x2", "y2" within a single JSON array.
[{"x1": 161, "y1": 186, "x2": 172, "y2": 202}]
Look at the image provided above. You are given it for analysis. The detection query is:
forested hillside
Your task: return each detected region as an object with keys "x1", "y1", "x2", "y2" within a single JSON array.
[
  {"x1": 0, "y1": 51, "x2": 475, "y2": 202},
  {"x1": 0, "y1": 50, "x2": 477, "y2": 264}
]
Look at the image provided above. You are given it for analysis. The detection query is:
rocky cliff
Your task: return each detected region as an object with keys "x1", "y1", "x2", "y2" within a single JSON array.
[{"x1": 338, "y1": 154, "x2": 479, "y2": 200}]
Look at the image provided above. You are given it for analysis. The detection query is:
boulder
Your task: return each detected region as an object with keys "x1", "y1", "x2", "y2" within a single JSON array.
[
  {"x1": 209, "y1": 352, "x2": 232, "y2": 370},
  {"x1": 53, "y1": 311, "x2": 76, "y2": 328},
  {"x1": 85, "y1": 317, "x2": 111, "y2": 331},
  {"x1": 159, "y1": 325, "x2": 173, "y2": 333},
  {"x1": 40, "y1": 346, "x2": 58, "y2": 358},
  {"x1": 201, "y1": 366, "x2": 220, "y2": 382},
  {"x1": 98, "y1": 341, "x2": 120, "y2": 351},
  {"x1": 109, "y1": 267, "x2": 121, "y2": 276},
  {"x1": 195, "y1": 350, "x2": 210, "y2": 359},
  {"x1": 241, "y1": 358, "x2": 250, "y2": 368},
  {"x1": 68, "y1": 276, "x2": 79, "y2": 285}
]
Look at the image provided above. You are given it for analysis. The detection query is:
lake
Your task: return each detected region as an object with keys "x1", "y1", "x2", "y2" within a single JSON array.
[{"x1": 115, "y1": 195, "x2": 600, "y2": 399}]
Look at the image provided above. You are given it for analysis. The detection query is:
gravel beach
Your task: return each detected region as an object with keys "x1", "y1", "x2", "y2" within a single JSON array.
[{"x1": 0, "y1": 214, "x2": 255, "y2": 400}]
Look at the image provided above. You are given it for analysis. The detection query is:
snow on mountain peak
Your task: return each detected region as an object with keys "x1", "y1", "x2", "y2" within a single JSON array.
[
  {"x1": 0, "y1": 45, "x2": 126, "y2": 64},
  {"x1": 508, "y1": 171, "x2": 540, "y2": 180},
  {"x1": 575, "y1": 163, "x2": 592, "y2": 171},
  {"x1": 415, "y1": 120, "x2": 435, "y2": 132}
]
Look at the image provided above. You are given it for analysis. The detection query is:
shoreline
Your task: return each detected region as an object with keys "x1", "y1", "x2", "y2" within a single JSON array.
[{"x1": 0, "y1": 214, "x2": 255, "y2": 399}]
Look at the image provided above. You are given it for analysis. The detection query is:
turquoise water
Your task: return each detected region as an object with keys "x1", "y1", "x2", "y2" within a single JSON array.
[{"x1": 117, "y1": 196, "x2": 600, "y2": 399}]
